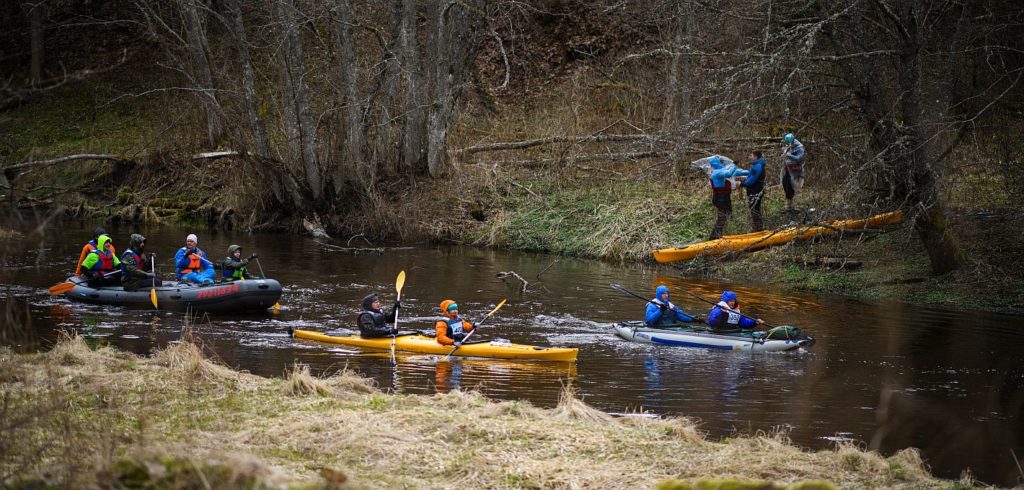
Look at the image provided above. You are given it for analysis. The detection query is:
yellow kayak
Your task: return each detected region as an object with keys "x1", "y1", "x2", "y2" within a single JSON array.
[
  {"x1": 291, "y1": 329, "x2": 579, "y2": 362},
  {"x1": 653, "y1": 210, "x2": 903, "y2": 263}
]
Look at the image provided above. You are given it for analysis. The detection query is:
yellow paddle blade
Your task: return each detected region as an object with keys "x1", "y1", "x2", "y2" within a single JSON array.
[
  {"x1": 48, "y1": 281, "x2": 77, "y2": 295},
  {"x1": 150, "y1": 287, "x2": 158, "y2": 309},
  {"x1": 272, "y1": 302, "x2": 281, "y2": 314},
  {"x1": 395, "y1": 270, "x2": 406, "y2": 294},
  {"x1": 487, "y1": 299, "x2": 508, "y2": 318}
]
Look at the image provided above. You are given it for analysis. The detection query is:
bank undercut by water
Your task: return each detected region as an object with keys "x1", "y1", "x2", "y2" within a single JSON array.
[{"x1": 0, "y1": 334, "x2": 973, "y2": 489}]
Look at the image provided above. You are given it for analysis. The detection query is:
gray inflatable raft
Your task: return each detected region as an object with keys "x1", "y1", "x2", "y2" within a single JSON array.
[{"x1": 63, "y1": 278, "x2": 282, "y2": 313}]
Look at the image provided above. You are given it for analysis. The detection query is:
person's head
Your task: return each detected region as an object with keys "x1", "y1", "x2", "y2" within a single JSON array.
[
  {"x1": 709, "y1": 155, "x2": 723, "y2": 169},
  {"x1": 97, "y1": 234, "x2": 112, "y2": 253},
  {"x1": 721, "y1": 290, "x2": 738, "y2": 308},
  {"x1": 655, "y1": 285, "x2": 670, "y2": 303},
  {"x1": 93, "y1": 227, "x2": 107, "y2": 240},
  {"x1": 783, "y1": 133, "x2": 795, "y2": 145},
  {"x1": 750, "y1": 150, "x2": 762, "y2": 161},
  {"x1": 362, "y1": 293, "x2": 381, "y2": 311},
  {"x1": 130, "y1": 233, "x2": 146, "y2": 251},
  {"x1": 228, "y1": 244, "x2": 242, "y2": 258},
  {"x1": 440, "y1": 299, "x2": 459, "y2": 319},
  {"x1": 186, "y1": 234, "x2": 198, "y2": 249}
]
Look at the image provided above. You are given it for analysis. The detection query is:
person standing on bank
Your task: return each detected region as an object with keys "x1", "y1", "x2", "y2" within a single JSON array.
[
  {"x1": 357, "y1": 293, "x2": 400, "y2": 338},
  {"x1": 781, "y1": 133, "x2": 806, "y2": 213},
  {"x1": 708, "y1": 155, "x2": 750, "y2": 240},
  {"x1": 740, "y1": 150, "x2": 766, "y2": 232}
]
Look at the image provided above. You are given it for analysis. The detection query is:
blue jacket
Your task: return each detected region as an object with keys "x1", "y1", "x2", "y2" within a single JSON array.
[
  {"x1": 174, "y1": 246, "x2": 210, "y2": 279},
  {"x1": 784, "y1": 140, "x2": 805, "y2": 163},
  {"x1": 709, "y1": 156, "x2": 750, "y2": 189},
  {"x1": 645, "y1": 286, "x2": 697, "y2": 327},
  {"x1": 740, "y1": 157, "x2": 765, "y2": 191},
  {"x1": 707, "y1": 302, "x2": 757, "y2": 330}
]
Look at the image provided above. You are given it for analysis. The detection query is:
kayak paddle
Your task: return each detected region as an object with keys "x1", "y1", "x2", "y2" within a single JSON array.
[
  {"x1": 391, "y1": 270, "x2": 406, "y2": 365},
  {"x1": 254, "y1": 257, "x2": 281, "y2": 313},
  {"x1": 441, "y1": 298, "x2": 507, "y2": 362},
  {"x1": 610, "y1": 283, "x2": 702, "y2": 323},
  {"x1": 150, "y1": 254, "x2": 158, "y2": 309},
  {"x1": 48, "y1": 270, "x2": 122, "y2": 295}
]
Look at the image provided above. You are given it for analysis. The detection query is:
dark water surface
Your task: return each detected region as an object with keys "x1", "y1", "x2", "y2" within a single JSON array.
[{"x1": 1, "y1": 218, "x2": 1022, "y2": 486}]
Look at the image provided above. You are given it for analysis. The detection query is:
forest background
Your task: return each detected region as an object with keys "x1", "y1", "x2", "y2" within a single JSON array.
[{"x1": 2, "y1": 0, "x2": 1023, "y2": 310}]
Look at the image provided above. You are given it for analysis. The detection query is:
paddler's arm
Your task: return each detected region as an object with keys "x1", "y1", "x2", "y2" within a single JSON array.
[
  {"x1": 75, "y1": 244, "x2": 91, "y2": 275},
  {"x1": 435, "y1": 320, "x2": 455, "y2": 346}
]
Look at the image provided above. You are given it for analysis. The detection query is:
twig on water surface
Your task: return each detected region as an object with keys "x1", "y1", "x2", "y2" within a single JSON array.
[{"x1": 497, "y1": 271, "x2": 529, "y2": 292}]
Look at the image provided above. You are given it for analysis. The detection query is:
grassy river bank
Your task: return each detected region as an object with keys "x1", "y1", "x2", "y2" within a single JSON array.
[{"x1": 2, "y1": 333, "x2": 968, "y2": 489}]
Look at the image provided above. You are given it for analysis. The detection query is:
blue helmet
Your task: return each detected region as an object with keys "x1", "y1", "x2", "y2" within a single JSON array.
[
  {"x1": 721, "y1": 290, "x2": 737, "y2": 303},
  {"x1": 784, "y1": 133, "x2": 795, "y2": 144},
  {"x1": 655, "y1": 285, "x2": 670, "y2": 300},
  {"x1": 709, "y1": 155, "x2": 723, "y2": 169}
]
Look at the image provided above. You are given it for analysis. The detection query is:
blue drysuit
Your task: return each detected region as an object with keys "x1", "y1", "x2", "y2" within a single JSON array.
[
  {"x1": 707, "y1": 291, "x2": 757, "y2": 330},
  {"x1": 645, "y1": 285, "x2": 697, "y2": 327},
  {"x1": 175, "y1": 246, "x2": 215, "y2": 284}
]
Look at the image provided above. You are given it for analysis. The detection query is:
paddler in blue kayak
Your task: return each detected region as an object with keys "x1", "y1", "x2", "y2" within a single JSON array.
[
  {"x1": 357, "y1": 293, "x2": 401, "y2": 338},
  {"x1": 645, "y1": 285, "x2": 700, "y2": 328},
  {"x1": 707, "y1": 290, "x2": 765, "y2": 332},
  {"x1": 435, "y1": 300, "x2": 477, "y2": 346}
]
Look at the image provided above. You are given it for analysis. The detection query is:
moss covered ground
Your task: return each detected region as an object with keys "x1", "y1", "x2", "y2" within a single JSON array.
[{"x1": 1, "y1": 335, "x2": 973, "y2": 489}]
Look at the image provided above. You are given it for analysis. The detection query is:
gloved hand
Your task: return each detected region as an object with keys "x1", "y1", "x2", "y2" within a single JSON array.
[
  {"x1": 390, "y1": 327, "x2": 399, "y2": 335},
  {"x1": 454, "y1": 341, "x2": 462, "y2": 348},
  {"x1": 249, "y1": 253, "x2": 258, "y2": 260},
  {"x1": 471, "y1": 322, "x2": 479, "y2": 329},
  {"x1": 96, "y1": 271, "x2": 105, "y2": 278},
  {"x1": 658, "y1": 303, "x2": 668, "y2": 312},
  {"x1": 692, "y1": 314, "x2": 706, "y2": 323},
  {"x1": 394, "y1": 301, "x2": 401, "y2": 309},
  {"x1": 453, "y1": 333, "x2": 466, "y2": 342},
  {"x1": 149, "y1": 253, "x2": 156, "y2": 259}
]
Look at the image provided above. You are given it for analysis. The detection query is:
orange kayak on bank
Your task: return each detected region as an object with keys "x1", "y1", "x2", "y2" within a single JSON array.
[{"x1": 652, "y1": 210, "x2": 903, "y2": 263}]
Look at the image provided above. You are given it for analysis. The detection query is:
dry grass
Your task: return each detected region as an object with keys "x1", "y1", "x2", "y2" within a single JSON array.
[{"x1": 1, "y1": 334, "x2": 974, "y2": 489}]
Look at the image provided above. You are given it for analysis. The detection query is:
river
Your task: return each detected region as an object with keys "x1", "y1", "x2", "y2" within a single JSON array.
[{"x1": 1, "y1": 217, "x2": 1021, "y2": 486}]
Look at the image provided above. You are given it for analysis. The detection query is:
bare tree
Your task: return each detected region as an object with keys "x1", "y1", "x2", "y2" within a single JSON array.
[
  {"x1": 426, "y1": 0, "x2": 471, "y2": 177},
  {"x1": 333, "y1": 0, "x2": 363, "y2": 192},
  {"x1": 400, "y1": 0, "x2": 426, "y2": 173},
  {"x1": 276, "y1": 0, "x2": 321, "y2": 201},
  {"x1": 180, "y1": 0, "x2": 224, "y2": 147}
]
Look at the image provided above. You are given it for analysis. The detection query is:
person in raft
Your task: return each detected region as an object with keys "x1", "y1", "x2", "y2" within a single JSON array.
[
  {"x1": 707, "y1": 290, "x2": 765, "y2": 332},
  {"x1": 174, "y1": 233, "x2": 215, "y2": 285},
  {"x1": 357, "y1": 293, "x2": 400, "y2": 338},
  {"x1": 80, "y1": 234, "x2": 121, "y2": 287},
  {"x1": 645, "y1": 285, "x2": 700, "y2": 328},
  {"x1": 435, "y1": 300, "x2": 477, "y2": 347},
  {"x1": 120, "y1": 233, "x2": 162, "y2": 292},
  {"x1": 76, "y1": 226, "x2": 116, "y2": 276},
  {"x1": 221, "y1": 245, "x2": 257, "y2": 281},
  {"x1": 708, "y1": 155, "x2": 750, "y2": 240}
]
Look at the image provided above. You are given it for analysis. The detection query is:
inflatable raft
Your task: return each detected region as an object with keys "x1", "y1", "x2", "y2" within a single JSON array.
[
  {"x1": 62, "y1": 279, "x2": 282, "y2": 313},
  {"x1": 653, "y1": 210, "x2": 903, "y2": 263},
  {"x1": 291, "y1": 329, "x2": 579, "y2": 362},
  {"x1": 613, "y1": 321, "x2": 813, "y2": 352}
]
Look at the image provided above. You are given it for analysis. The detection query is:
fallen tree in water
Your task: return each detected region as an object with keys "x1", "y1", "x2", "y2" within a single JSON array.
[{"x1": 0, "y1": 333, "x2": 964, "y2": 488}]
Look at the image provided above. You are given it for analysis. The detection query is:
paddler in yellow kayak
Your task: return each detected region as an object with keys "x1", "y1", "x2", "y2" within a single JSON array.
[
  {"x1": 357, "y1": 293, "x2": 401, "y2": 338},
  {"x1": 435, "y1": 300, "x2": 477, "y2": 347}
]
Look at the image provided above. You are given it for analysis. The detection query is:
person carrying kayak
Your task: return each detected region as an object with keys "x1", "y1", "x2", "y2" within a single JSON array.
[
  {"x1": 120, "y1": 233, "x2": 162, "y2": 292},
  {"x1": 707, "y1": 290, "x2": 764, "y2": 332},
  {"x1": 175, "y1": 233, "x2": 215, "y2": 285},
  {"x1": 645, "y1": 285, "x2": 699, "y2": 328},
  {"x1": 357, "y1": 293, "x2": 400, "y2": 338},
  {"x1": 435, "y1": 299, "x2": 477, "y2": 346},
  {"x1": 707, "y1": 155, "x2": 750, "y2": 240},
  {"x1": 75, "y1": 226, "x2": 116, "y2": 276},
  {"x1": 781, "y1": 133, "x2": 806, "y2": 214},
  {"x1": 80, "y1": 234, "x2": 121, "y2": 287},
  {"x1": 220, "y1": 245, "x2": 256, "y2": 281},
  {"x1": 740, "y1": 150, "x2": 766, "y2": 232}
]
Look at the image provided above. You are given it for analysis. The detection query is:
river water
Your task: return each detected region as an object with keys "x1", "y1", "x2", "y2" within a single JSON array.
[{"x1": 1, "y1": 217, "x2": 1022, "y2": 486}]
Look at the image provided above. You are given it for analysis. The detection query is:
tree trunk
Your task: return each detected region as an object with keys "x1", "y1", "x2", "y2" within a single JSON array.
[
  {"x1": 367, "y1": 1, "x2": 402, "y2": 177},
  {"x1": 400, "y1": 0, "x2": 426, "y2": 173},
  {"x1": 226, "y1": 0, "x2": 270, "y2": 160},
  {"x1": 426, "y1": 0, "x2": 468, "y2": 178},
  {"x1": 334, "y1": 0, "x2": 364, "y2": 192},
  {"x1": 28, "y1": 2, "x2": 44, "y2": 85},
  {"x1": 277, "y1": 0, "x2": 322, "y2": 201},
  {"x1": 181, "y1": 0, "x2": 223, "y2": 147}
]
